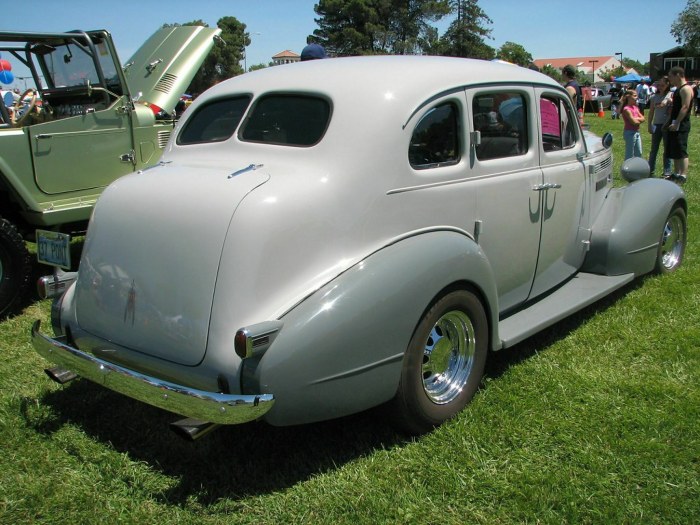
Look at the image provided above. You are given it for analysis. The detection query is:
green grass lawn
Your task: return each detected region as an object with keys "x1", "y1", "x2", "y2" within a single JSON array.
[{"x1": 1, "y1": 112, "x2": 698, "y2": 525}]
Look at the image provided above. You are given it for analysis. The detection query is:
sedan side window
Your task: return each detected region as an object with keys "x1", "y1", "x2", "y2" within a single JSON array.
[
  {"x1": 409, "y1": 102, "x2": 460, "y2": 169},
  {"x1": 540, "y1": 96, "x2": 577, "y2": 151},
  {"x1": 472, "y1": 93, "x2": 528, "y2": 161}
]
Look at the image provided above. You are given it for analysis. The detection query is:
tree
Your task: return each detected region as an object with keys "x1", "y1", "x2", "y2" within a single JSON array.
[
  {"x1": 439, "y1": 0, "x2": 494, "y2": 59},
  {"x1": 311, "y1": 0, "x2": 451, "y2": 56},
  {"x1": 671, "y1": 0, "x2": 700, "y2": 55},
  {"x1": 248, "y1": 63, "x2": 270, "y2": 72},
  {"x1": 387, "y1": 0, "x2": 452, "y2": 55},
  {"x1": 165, "y1": 17, "x2": 248, "y2": 94},
  {"x1": 496, "y1": 41, "x2": 532, "y2": 67},
  {"x1": 311, "y1": 0, "x2": 384, "y2": 56},
  {"x1": 540, "y1": 64, "x2": 562, "y2": 83},
  {"x1": 599, "y1": 65, "x2": 626, "y2": 81},
  {"x1": 619, "y1": 57, "x2": 649, "y2": 76}
]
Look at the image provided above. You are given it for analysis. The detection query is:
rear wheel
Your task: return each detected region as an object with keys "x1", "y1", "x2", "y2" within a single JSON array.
[
  {"x1": 655, "y1": 206, "x2": 686, "y2": 274},
  {"x1": 0, "y1": 218, "x2": 31, "y2": 318},
  {"x1": 391, "y1": 290, "x2": 488, "y2": 434}
]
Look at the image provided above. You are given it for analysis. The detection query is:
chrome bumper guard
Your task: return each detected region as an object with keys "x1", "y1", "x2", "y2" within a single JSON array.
[{"x1": 31, "y1": 321, "x2": 274, "y2": 425}]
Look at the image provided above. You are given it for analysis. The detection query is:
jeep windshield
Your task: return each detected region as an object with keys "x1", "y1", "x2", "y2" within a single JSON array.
[
  {"x1": 40, "y1": 36, "x2": 119, "y2": 91},
  {"x1": 0, "y1": 31, "x2": 122, "y2": 94}
]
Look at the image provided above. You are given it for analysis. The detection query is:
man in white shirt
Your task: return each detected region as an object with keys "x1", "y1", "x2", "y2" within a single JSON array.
[{"x1": 636, "y1": 81, "x2": 650, "y2": 115}]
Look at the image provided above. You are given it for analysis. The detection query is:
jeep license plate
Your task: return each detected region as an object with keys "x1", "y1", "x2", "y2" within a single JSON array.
[{"x1": 36, "y1": 230, "x2": 71, "y2": 270}]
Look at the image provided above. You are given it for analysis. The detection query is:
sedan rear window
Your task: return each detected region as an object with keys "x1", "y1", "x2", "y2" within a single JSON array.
[
  {"x1": 240, "y1": 95, "x2": 331, "y2": 146},
  {"x1": 177, "y1": 96, "x2": 251, "y2": 144}
]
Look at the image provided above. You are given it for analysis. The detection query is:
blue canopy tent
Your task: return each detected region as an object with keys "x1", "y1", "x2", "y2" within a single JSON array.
[{"x1": 614, "y1": 73, "x2": 651, "y2": 83}]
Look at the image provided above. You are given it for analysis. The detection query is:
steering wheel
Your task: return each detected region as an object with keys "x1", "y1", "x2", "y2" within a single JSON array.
[{"x1": 13, "y1": 89, "x2": 38, "y2": 126}]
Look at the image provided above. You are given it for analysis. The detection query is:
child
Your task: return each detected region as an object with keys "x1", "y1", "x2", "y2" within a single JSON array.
[{"x1": 620, "y1": 89, "x2": 645, "y2": 159}]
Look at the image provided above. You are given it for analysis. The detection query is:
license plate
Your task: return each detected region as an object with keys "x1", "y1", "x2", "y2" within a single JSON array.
[{"x1": 36, "y1": 230, "x2": 71, "y2": 269}]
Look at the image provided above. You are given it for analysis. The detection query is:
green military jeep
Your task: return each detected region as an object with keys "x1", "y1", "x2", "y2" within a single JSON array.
[{"x1": 0, "y1": 26, "x2": 220, "y2": 316}]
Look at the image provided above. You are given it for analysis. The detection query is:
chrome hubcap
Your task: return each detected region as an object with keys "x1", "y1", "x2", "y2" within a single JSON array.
[
  {"x1": 422, "y1": 310, "x2": 476, "y2": 404},
  {"x1": 661, "y1": 214, "x2": 685, "y2": 270}
]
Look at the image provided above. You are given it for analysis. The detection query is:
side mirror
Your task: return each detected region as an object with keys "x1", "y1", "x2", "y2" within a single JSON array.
[
  {"x1": 620, "y1": 156, "x2": 650, "y2": 182},
  {"x1": 602, "y1": 132, "x2": 613, "y2": 149}
]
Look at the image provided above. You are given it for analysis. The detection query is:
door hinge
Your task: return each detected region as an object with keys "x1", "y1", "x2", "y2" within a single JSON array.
[{"x1": 120, "y1": 150, "x2": 136, "y2": 166}]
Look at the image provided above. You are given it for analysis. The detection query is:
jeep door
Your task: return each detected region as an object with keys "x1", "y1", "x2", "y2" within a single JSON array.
[
  {"x1": 30, "y1": 104, "x2": 134, "y2": 194},
  {"x1": 28, "y1": 32, "x2": 134, "y2": 194}
]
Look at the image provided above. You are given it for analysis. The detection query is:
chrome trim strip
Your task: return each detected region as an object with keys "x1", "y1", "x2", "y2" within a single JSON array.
[{"x1": 31, "y1": 321, "x2": 274, "y2": 425}]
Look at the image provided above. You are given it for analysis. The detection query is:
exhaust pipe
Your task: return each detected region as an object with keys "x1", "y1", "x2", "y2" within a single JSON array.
[
  {"x1": 170, "y1": 417, "x2": 221, "y2": 441},
  {"x1": 44, "y1": 366, "x2": 78, "y2": 384}
]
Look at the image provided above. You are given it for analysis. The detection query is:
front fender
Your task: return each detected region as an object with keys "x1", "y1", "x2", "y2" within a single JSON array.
[
  {"x1": 246, "y1": 229, "x2": 499, "y2": 426},
  {"x1": 582, "y1": 178, "x2": 686, "y2": 276}
]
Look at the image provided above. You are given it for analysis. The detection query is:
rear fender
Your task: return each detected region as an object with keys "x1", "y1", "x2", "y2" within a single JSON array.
[
  {"x1": 246, "y1": 229, "x2": 499, "y2": 426},
  {"x1": 582, "y1": 179, "x2": 686, "y2": 276}
]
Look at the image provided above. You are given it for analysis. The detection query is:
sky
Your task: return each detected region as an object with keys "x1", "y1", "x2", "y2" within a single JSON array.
[{"x1": 1, "y1": 0, "x2": 690, "y2": 85}]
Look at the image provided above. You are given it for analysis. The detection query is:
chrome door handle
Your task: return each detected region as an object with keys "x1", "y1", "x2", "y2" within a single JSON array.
[{"x1": 532, "y1": 182, "x2": 562, "y2": 191}]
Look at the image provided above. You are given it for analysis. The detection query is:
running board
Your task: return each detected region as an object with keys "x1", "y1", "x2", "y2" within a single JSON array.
[{"x1": 498, "y1": 272, "x2": 635, "y2": 349}]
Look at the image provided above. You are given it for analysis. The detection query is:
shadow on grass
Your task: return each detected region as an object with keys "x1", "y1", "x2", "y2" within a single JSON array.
[
  {"x1": 27, "y1": 379, "x2": 408, "y2": 505},
  {"x1": 25, "y1": 277, "x2": 647, "y2": 506}
]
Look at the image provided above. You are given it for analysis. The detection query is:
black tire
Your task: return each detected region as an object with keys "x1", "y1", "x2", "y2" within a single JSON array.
[
  {"x1": 391, "y1": 290, "x2": 488, "y2": 434},
  {"x1": 0, "y1": 218, "x2": 31, "y2": 318},
  {"x1": 654, "y1": 206, "x2": 686, "y2": 275}
]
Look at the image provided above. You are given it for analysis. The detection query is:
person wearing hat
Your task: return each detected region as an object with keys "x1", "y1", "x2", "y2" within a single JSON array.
[{"x1": 300, "y1": 43, "x2": 327, "y2": 61}]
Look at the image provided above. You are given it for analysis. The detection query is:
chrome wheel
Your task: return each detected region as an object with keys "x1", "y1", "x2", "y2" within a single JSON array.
[
  {"x1": 656, "y1": 207, "x2": 686, "y2": 274},
  {"x1": 422, "y1": 310, "x2": 476, "y2": 405},
  {"x1": 391, "y1": 290, "x2": 487, "y2": 434}
]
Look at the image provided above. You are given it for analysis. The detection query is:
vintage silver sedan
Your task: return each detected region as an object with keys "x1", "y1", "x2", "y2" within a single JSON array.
[{"x1": 32, "y1": 56, "x2": 686, "y2": 438}]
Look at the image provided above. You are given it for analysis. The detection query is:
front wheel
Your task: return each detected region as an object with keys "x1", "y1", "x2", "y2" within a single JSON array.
[
  {"x1": 391, "y1": 290, "x2": 488, "y2": 434},
  {"x1": 0, "y1": 218, "x2": 31, "y2": 318},
  {"x1": 655, "y1": 206, "x2": 686, "y2": 274}
]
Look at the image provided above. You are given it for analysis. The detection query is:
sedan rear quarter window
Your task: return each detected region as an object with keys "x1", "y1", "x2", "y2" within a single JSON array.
[{"x1": 409, "y1": 102, "x2": 460, "y2": 169}]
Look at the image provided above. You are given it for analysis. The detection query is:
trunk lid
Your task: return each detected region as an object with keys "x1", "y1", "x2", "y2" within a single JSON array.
[
  {"x1": 74, "y1": 163, "x2": 268, "y2": 365},
  {"x1": 123, "y1": 25, "x2": 220, "y2": 113}
]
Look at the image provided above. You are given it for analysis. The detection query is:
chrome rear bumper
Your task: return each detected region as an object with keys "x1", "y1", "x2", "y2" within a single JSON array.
[{"x1": 31, "y1": 321, "x2": 274, "y2": 425}]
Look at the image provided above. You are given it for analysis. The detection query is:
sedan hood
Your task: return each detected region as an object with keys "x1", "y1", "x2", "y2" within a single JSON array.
[{"x1": 74, "y1": 163, "x2": 269, "y2": 365}]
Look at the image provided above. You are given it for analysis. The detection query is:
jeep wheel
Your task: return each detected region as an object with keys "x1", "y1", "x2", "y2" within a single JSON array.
[
  {"x1": 391, "y1": 290, "x2": 488, "y2": 434},
  {"x1": 0, "y1": 218, "x2": 31, "y2": 318}
]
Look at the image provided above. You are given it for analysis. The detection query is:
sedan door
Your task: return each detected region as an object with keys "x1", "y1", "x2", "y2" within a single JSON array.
[
  {"x1": 527, "y1": 89, "x2": 589, "y2": 300},
  {"x1": 466, "y1": 87, "x2": 543, "y2": 313}
]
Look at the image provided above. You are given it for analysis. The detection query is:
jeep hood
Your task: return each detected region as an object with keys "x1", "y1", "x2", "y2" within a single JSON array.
[
  {"x1": 74, "y1": 163, "x2": 269, "y2": 366},
  {"x1": 123, "y1": 25, "x2": 220, "y2": 113}
]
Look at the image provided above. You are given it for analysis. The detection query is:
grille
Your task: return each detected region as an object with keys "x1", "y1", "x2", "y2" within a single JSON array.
[{"x1": 593, "y1": 156, "x2": 612, "y2": 174}]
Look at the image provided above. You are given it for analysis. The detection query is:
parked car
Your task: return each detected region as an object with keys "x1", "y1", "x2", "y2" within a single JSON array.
[
  {"x1": 32, "y1": 57, "x2": 687, "y2": 439},
  {"x1": 583, "y1": 86, "x2": 612, "y2": 112},
  {"x1": 0, "y1": 26, "x2": 220, "y2": 316}
]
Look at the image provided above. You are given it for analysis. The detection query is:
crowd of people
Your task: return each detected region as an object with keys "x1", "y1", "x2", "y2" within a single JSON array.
[
  {"x1": 607, "y1": 68, "x2": 697, "y2": 185},
  {"x1": 562, "y1": 61, "x2": 697, "y2": 185}
]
